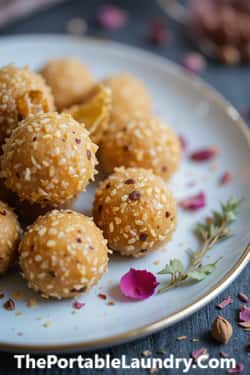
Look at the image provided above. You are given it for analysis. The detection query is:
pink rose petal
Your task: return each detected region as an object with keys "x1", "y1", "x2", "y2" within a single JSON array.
[
  {"x1": 97, "y1": 5, "x2": 127, "y2": 30},
  {"x1": 239, "y1": 306, "x2": 250, "y2": 322},
  {"x1": 181, "y1": 52, "x2": 207, "y2": 74},
  {"x1": 190, "y1": 147, "x2": 218, "y2": 161},
  {"x1": 147, "y1": 18, "x2": 171, "y2": 46},
  {"x1": 191, "y1": 347, "x2": 208, "y2": 360},
  {"x1": 238, "y1": 293, "x2": 249, "y2": 303},
  {"x1": 72, "y1": 301, "x2": 85, "y2": 310},
  {"x1": 179, "y1": 192, "x2": 206, "y2": 211},
  {"x1": 219, "y1": 171, "x2": 233, "y2": 186},
  {"x1": 120, "y1": 268, "x2": 159, "y2": 301},
  {"x1": 216, "y1": 296, "x2": 233, "y2": 309},
  {"x1": 227, "y1": 363, "x2": 245, "y2": 374}
]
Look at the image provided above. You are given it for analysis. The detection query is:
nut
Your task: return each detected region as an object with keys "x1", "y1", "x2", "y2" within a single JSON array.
[{"x1": 211, "y1": 316, "x2": 233, "y2": 344}]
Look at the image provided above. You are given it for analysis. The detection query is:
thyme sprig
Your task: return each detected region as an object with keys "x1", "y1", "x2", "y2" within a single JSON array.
[{"x1": 158, "y1": 197, "x2": 241, "y2": 293}]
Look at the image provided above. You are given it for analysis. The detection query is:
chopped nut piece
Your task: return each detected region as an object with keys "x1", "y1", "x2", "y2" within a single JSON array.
[{"x1": 3, "y1": 298, "x2": 15, "y2": 311}]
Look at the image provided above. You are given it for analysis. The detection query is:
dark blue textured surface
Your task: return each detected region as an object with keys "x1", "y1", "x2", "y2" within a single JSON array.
[{"x1": 0, "y1": 0, "x2": 249, "y2": 373}]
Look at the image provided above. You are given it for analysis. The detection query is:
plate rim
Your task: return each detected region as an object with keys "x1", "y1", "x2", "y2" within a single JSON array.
[{"x1": 0, "y1": 34, "x2": 249, "y2": 352}]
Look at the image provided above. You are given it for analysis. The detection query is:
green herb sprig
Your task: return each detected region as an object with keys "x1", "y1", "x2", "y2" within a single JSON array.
[{"x1": 158, "y1": 197, "x2": 241, "y2": 293}]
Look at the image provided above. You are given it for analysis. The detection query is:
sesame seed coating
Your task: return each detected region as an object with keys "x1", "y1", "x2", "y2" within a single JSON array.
[
  {"x1": 99, "y1": 114, "x2": 182, "y2": 180},
  {"x1": 102, "y1": 73, "x2": 152, "y2": 122},
  {"x1": 1, "y1": 112, "x2": 98, "y2": 207},
  {"x1": 40, "y1": 58, "x2": 94, "y2": 111},
  {"x1": 0, "y1": 200, "x2": 21, "y2": 275},
  {"x1": 19, "y1": 210, "x2": 109, "y2": 299},
  {"x1": 93, "y1": 167, "x2": 177, "y2": 257},
  {"x1": 0, "y1": 64, "x2": 55, "y2": 147}
]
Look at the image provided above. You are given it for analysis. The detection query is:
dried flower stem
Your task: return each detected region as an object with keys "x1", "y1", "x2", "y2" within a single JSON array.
[{"x1": 158, "y1": 197, "x2": 241, "y2": 293}]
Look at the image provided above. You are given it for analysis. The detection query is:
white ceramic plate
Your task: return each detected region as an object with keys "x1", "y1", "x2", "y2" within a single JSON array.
[{"x1": 0, "y1": 35, "x2": 249, "y2": 353}]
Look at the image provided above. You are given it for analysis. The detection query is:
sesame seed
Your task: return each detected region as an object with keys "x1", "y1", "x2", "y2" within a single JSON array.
[
  {"x1": 47, "y1": 240, "x2": 56, "y2": 247},
  {"x1": 34, "y1": 255, "x2": 42, "y2": 262}
]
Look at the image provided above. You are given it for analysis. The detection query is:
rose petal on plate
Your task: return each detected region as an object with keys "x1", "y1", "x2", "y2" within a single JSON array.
[
  {"x1": 72, "y1": 301, "x2": 85, "y2": 310},
  {"x1": 179, "y1": 192, "x2": 206, "y2": 211},
  {"x1": 190, "y1": 147, "x2": 218, "y2": 161},
  {"x1": 219, "y1": 171, "x2": 233, "y2": 186},
  {"x1": 239, "y1": 306, "x2": 250, "y2": 322},
  {"x1": 97, "y1": 5, "x2": 127, "y2": 30},
  {"x1": 120, "y1": 268, "x2": 159, "y2": 301},
  {"x1": 181, "y1": 52, "x2": 207, "y2": 74}
]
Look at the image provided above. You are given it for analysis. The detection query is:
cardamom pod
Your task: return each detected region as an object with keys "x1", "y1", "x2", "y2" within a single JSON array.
[{"x1": 211, "y1": 316, "x2": 233, "y2": 344}]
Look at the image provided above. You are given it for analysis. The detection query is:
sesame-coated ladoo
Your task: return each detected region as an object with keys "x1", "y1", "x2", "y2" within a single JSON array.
[
  {"x1": 0, "y1": 64, "x2": 54, "y2": 147},
  {"x1": 93, "y1": 167, "x2": 177, "y2": 257},
  {"x1": 99, "y1": 114, "x2": 182, "y2": 180},
  {"x1": 0, "y1": 201, "x2": 21, "y2": 275},
  {"x1": 103, "y1": 73, "x2": 152, "y2": 121},
  {"x1": 19, "y1": 210, "x2": 109, "y2": 299},
  {"x1": 1, "y1": 112, "x2": 98, "y2": 207},
  {"x1": 40, "y1": 57, "x2": 94, "y2": 111}
]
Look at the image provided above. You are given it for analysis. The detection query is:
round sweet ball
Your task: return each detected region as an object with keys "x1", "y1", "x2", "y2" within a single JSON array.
[
  {"x1": 99, "y1": 114, "x2": 182, "y2": 180},
  {"x1": 93, "y1": 167, "x2": 177, "y2": 257},
  {"x1": 103, "y1": 73, "x2": 152, "y2": 121},
  {"x1": 40, "y1": 58, "x2": 94, "y2": 111},
  {"x1": 19, "y1": 210, "x2": 109, "y2": 299},
  {"x1": 0, "y1": 64, "x2": 55, "y2": 147},
  {"x1": 1, "y1": 112, "x2": 98, "y2": 207},
  {"x1": 0, "y1": 201, "x2": 21, "y2": 274}
]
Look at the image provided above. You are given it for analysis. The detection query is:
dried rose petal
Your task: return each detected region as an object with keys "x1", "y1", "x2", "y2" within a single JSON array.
[
  {"x1": 98, "y1": 293, "x2": 107, "y2": 300},
  {"x1": 239, "y1": 306, "x2": 250, "y2": 322},
  {"x1": 191, "y1": 347, "x2": 208, "y2": 360},
  {"x1": 97, "y1": 5, "x2": 127, "y2": 30},
  {"x1": 72, "y1": 301, "x2": 85, "y2": 310},
  {"x1": 120, "y1": 268, "x2": 159, "y2": 300},
  {"x1": 147, "y1": 18, "x2": 171, "y2": 46},
  {"x1": 179, "y1": 192, "x2": 206, "y2": 211},
  {"x1": 227, "y1": 363, "x2": 245, "y2": 374},
  {"x1": 219, "y1": 171, "x2": 233, "y2": 186},
  {"x1": 216, "y1": 296, "x2": 233, "y2": 309},
  {"x1": 181, "y1": 52, "x2": 207, "y2": 74},
  {"x1": 190, "y1": 147, "x2": 218, "y2": 161},
  {"x1": 179, "y1": 134, "x2": 188, "y2": 151},
  {"x1": 238, "y1": 293, "x2": 249, "y2": 303}
]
